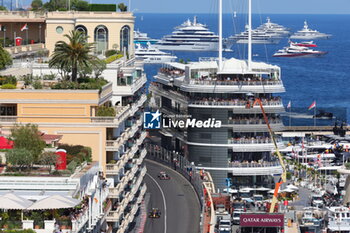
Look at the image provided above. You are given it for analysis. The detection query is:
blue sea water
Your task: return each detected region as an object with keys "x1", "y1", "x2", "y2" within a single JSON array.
[{"x1": 134, "y1": 13, "x2": 350, "y2": 126}]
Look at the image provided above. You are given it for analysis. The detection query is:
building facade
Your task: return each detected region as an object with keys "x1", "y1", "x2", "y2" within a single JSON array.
[{"x1": 0, "y1": 11, "x2": 134, "y2": 56}]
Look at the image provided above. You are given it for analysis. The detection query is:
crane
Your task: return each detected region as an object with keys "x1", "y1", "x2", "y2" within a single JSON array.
[{"x1": 251, "y1": 98, "x2": 287, "y2": 213}]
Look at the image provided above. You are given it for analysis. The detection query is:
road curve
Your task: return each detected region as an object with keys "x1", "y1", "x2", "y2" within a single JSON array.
[{"x1": 143, "y1": 159, "x2": 201, "y2": 233}]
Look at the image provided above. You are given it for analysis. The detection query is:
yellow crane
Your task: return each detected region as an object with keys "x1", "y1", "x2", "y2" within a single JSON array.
[{"x1": 252, "y1": 98, "x2": 287, "y2": 213}]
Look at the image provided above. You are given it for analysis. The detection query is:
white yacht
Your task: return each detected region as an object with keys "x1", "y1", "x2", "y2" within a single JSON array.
[
  {"x1": 227, "y1": 26, "x2": 282, "y2": 44},
  {"x1": 153, "y1": 16, "x2": 220, "y2": 51},
  {"x1": 255, "y1": 17, "x2": 291, "y2": 37},
  {"x1": 135, "y1": 42, "x2": 177, "y2": 64},
  {"x1": 327, "y1": 206, "x2": 350, "y2": 233},
  {"x1": 290, "y1": 21, "x2": 331, "y2": 40},
  {"x1": 134, "y1": 30, "x2": 158, "y2": 45}
]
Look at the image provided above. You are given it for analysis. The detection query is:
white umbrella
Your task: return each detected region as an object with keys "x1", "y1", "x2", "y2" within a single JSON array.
[
  {"x1": 239, "y1": 188, "x2": 254, "y2": 193},
  {"x1": 256, "y1": 187, "x2": 271, "y2": 191},
  {"x1": 0, "y1": 193, "x2": 33, "y2": 210},
  {"x1": 223, "y1": 188, "x2": 238, "y2": 194},
  {"x1": 286, "y1": 184, "x2": 299, "y2": 191},
  {"x1": 281, "y1": 188, "x2": 296, "y2": 193},
  {"x1": 27, "y1": 195, "x2": 80, "y2": 210}
]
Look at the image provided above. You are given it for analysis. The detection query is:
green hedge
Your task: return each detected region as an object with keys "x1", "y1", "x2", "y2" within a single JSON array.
[
  {"x1": 89, "y1": 4, "x2": 116, "y2": 12},
  {"x1": 1, "y1": 83, "x2": 16, "y2": 89},
  {"x1": 105, "y1": 54, "x2": 123, "y2": 64},
  {"x1": 96, "y1": 106, "x2": 116, "y2": 117}
]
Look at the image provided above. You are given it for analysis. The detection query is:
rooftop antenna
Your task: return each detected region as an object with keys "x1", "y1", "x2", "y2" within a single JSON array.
[
  {"x1": 218, "y1": 0, "x2": 222, "y2": 71},
  {"x1": 248, "y1": 0, "x2": 252, "y2": 70}
]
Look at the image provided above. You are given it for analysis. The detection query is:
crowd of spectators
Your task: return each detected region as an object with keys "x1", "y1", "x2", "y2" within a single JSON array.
[
  {"x1": 229, "y1": 160, "x2": 280, "y2": 167},
  {"x1": 189, "y1": 74, "x2": 280, "y2": 85},
  {"x1": 159, "y1": 67, "x2": 185, "y2": 77},
  {"x1": 228, "y1": 136, "x2": 275, "y2": 144},
  {"x1": 190, "y1": 97, "x2": 282, "y2": 106}
]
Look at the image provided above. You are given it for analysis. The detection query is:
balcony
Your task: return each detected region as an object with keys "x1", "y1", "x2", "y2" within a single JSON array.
[
  {"x1": 91, "y1": 105, "x2": 130, "y2": 126},
  {"x1": 114, "y1": 74, "x2": 147, "y2": 96},
  {"x1": 105, "y1": 144, "x2": 139, "y2": 175},
  {"x1": 150, "y1": 83, "x2": 188, "y2": 104},
  {"x1": 130, "y1": 94, "x2": 147, "y2": 116},
  {"x1": 180, "y1": 79, "x2": 285, "y2": 93},
  {"x1": 225, "y1": 118, "x2": 285, "y2": 132},
  {"x1": 188, "y1": 98, "x2": 284, "y2": 113},
  {"x1": 136, "y1": 131, "x2": 147, "y2": 146},
  {"x1": 228, "y1": 138, "x2": 285, "y2": 152},
  {"x1": 108, "y1": 165, "x2": 138, "y2": 198},
  {"x1": 107, "y1": 167, "x2": 146, "y2": 223},
  {"x1": 134, "y1": 148, "x2": 147, "y2": 165},
  {"x1": 228, "y1": 161, "x2": 283, "y2": 175},
  {"x1": 116, "y1": 177, "x2": 147, "y2": 233}
]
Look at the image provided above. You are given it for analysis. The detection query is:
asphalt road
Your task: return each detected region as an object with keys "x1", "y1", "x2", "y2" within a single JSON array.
[{"x1": 144, "y1": 160, "x2": 201, "y2": 233}]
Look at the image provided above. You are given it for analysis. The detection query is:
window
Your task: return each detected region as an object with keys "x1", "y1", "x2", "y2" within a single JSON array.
[
  {"x1": 56, "y1": 26, "x2": 63, "y2": 34},
  {"x1": 94, "y1": 25, "x2": 109, "y2": 54},
  {"x1": 75, "y1": 25, "x2": 88, "y2": 35},
  {"x1": 120, "y1": 25, "x2": 130, "y2": 53},
  {"x1": 200, "y1": 133, "x2": 211, "y2": 139}
]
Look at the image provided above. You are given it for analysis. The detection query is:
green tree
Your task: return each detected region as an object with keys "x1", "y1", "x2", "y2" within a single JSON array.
[
  {"x1": 9, "y1": 124, "x2": 46, "y2": 162},
  {"x1": 71, "y1": 0, "x2": 89, "y2": 11},
  {"x1": 92, "y1": 59, "x2": 106, "y2": 79},
  {"x1": 49, "y1": 30, "x2": 97, "y2": 82},
  {"x1": 43, "y1": 0, "x2": 67, "y2": 11},
  {"x1": 5, "y1": 148, "x2": 34, "y2": 171},
  {"x1": 117, "y1": 3, "x2": 127, "y2": 12},
  {"x1": 0, "y1": 6, "x2": 7, "y2": 11},
  {"x1": 31, "y1": 0, "x2": 43, "y2": 11},
  {"x1": 0, "y1": 46, "x2": 13, "y2": 70},
  {"x1": 39, "y1": 151, "x2": 58, "y2": 173}
]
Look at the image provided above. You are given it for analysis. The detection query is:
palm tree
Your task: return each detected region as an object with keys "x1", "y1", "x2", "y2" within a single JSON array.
[{"x1": 49, "y1": 30, "x2": 96, "y2": 82}]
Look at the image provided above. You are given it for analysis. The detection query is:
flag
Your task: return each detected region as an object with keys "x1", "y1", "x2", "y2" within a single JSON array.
[
  {"x1": 20, "y1": 23, "x2": 28, "y2": 31},
  {"x1": 287, "y1": 101, "x2": 291, "y2": 109},
  {"x1": 308, "y1": 101, "x2": 316, "y2": 110}
]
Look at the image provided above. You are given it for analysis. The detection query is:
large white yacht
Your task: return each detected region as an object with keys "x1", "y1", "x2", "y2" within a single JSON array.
[
  {"x1": 290, "y1": 21, "x2": 331, "y2": 40},
  {"x1": 255, "y1": 17, "x2": 291, "y2": 37},
  {"x1": 134, "y1": 30, "x2": 158, "y2": 45},
  {"x1": 227, "y1": 25, "x2": 283, "y2": 44},
  {"x1": 135, "y1": 42, "x2": 177, "y2": 64},
  {"x1": 153, "y1": 16, "x2": 220, "y2": 51}
]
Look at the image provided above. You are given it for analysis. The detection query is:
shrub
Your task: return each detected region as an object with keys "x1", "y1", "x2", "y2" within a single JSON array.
[
  {"x1": 32, "y1": 80, "x2": 43, "y2": 89},
  {"x1": 89, "y1": 3, "x2": 116, "y2": 11},
  {"x1": 1, "y1": 83, "x2": 16, "y2": 89},
  {"x1": 67, "y1": 160, "x2": 78, "y2": 173},
  {"x1": 96, "y1": 106, "x2": 116, "y2": 117},
  {"x1": 58, "y1": 144, "x2": 92, "y2": 163},
  {"x1": 105, "y1": 54, "x2": 123, "y2": 64},
  {"x1": 345, "y1": 162, "x2": 350, "y2": 170},
  {"x1": 105, "y1": 50, "x2": 117, "y2": 57},
  {"x1": 0, "y1": 75, "x2": 17, "y2": 85}
]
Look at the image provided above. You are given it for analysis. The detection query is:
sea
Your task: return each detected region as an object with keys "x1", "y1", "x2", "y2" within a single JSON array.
[{"x1": 134, "y1": 13, "x2": 350, "y2": 126}]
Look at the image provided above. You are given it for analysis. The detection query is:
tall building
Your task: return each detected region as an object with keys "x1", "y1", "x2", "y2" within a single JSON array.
[
  {"x1": 0, "y1": 10, "x2": 147, "y2": 232},
  {"x1": 150, "y1": 58, "x2": 285, "y2": 189}
]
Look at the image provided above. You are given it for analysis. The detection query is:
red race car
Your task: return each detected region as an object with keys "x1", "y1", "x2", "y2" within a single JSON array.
[{"x1": 158, "y1": 171, "x2": 170, "y2": 180}]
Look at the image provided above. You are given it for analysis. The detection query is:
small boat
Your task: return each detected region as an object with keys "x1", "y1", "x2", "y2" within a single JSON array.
[
  {"x1": 313, "y1": 110, "x2": 333, "y2": 119},
  {"x1": 300, "y1": 207, "x2": 324, "y2": 233},
  {"x1": 135, "y1": 42, "x2": 177, "y2": 64},
  {"x1": 273, "y1": 44, "x2": 327, "y2": 57},
  {"x1": 290, "y1": 40, "x2": 317, "y2": 47}
]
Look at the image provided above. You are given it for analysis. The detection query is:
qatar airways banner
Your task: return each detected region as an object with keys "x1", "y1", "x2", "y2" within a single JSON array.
[{"x1": 240, "y1": 214, "x2": 284, "y2": 227}]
